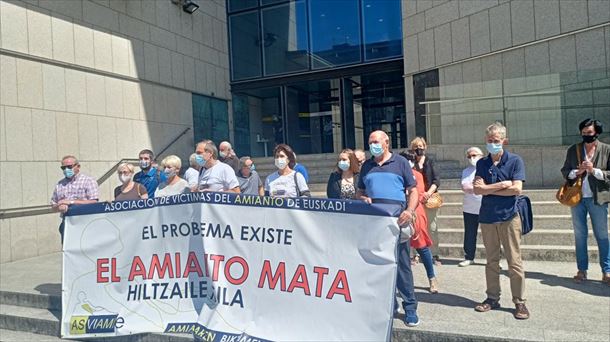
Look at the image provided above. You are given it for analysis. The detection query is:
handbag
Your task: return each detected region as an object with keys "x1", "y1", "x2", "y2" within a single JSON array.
[
  {"x1": 556, "y1": 144, "x2": 582, "y2": 207},
  {"x1": 424, "y1": 192, "x2": 443, "y2": 209}
]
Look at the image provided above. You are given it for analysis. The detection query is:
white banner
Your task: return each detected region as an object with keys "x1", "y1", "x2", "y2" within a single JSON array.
[{"x1": 61, "y1": 192, "x2": 401, "y2": 341}]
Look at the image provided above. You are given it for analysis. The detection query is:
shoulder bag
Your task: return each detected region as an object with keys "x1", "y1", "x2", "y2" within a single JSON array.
[{"x1": 556, "y1": 144, "x2": 582, "y2": 207}]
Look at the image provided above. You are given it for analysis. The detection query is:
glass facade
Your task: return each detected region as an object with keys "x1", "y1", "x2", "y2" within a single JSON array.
[
  {"x1": 228, "y1": 0, "x2": 402, "y2": 81},
  {"x1": 228, "y1": 0, "x2": 406, "y2": 157},
  {"x1": 414, "y1": 68, "x2": 610, "y2": 146},
  {"x1": 192, "y1": 94, "x2": 230, "y2": 144}
]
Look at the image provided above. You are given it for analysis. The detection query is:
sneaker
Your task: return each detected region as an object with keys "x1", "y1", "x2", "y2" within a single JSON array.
[
  {"x1": 429, "y1": 277, "x2": 439, "y2": 294},
  {"x1": 573, "y1": 270, "x2": 587, "y2": 283},
  {"x1": 514, "y1": 303, "x2": 530, "y2": 320},
  {"x1": 458, "y1": 259, "x2": 474, "y2": 267},
  {"x1": 404, "y1": 310, "x2": 419, "y2": 327}
]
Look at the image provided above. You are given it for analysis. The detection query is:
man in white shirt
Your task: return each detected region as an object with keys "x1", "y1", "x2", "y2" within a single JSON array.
[{"x1": 195, "y1": 141, "x2": 240, "y2": 193}]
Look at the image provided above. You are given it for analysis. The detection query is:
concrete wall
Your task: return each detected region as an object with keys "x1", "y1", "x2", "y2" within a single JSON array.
[
  {"x1": 402, "y1": 0, "x2": 610, "y2": 145},
  {"x1": 0, "y1": 0, "x2": 230, "y2": 263}
]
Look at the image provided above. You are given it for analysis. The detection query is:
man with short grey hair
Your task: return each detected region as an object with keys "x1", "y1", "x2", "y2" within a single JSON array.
[
  {"x1": 237, "y1": 156, "x2": 264, "y2": 196},
  {"x1": 473, "y1": 122, "x2": 529, "y2": 320},
  {"x1": 51, "y1": 155, "x2": 99, "y2": 243},
  {"x1": 184, "y1": 153, "x2": 201, "y2": 188},
  {"x1": 195, "y1": 141, "x2": 240, "y2": 193}
]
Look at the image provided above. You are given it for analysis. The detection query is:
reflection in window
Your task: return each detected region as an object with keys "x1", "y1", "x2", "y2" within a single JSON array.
[
  {"x1": 262, "y1": 1, "x2": 309, "y2": 75},
  {"x1": 362, "y1": 0, "x2": 402, "y2": 61},
  {"x1": 228, "y1": 0, "x2": 258, "y2": 13},
  {"x1": 229, "y1": 11, "x2": 262, "y2": 80},
  {"x1": 309, "y1": 0, "x2": 361, "y2": 69},
  {"x1": 232, "y1": 95, "x2": 251, "y2": 156},
  {"x1": 192, "y1": 94, "x2": 229, "y2": 144}
]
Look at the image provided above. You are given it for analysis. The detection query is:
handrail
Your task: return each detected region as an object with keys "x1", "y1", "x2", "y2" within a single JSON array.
[{"x1": 0, "y1": 128, "x2": 192, "y2": 220}]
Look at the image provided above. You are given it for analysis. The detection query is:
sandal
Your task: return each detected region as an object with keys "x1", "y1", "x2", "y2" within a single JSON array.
[
  {"x1": 410, "y1": 255, "x2": 420, "y2": 266},
  {"x1": 475, "y1": 298, "x2": 500, "y2": 312},
  {"x1": 573, "y1": 270, "x2": 587, "y2": 283}
]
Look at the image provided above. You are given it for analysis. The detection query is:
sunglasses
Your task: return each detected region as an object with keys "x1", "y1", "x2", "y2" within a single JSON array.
[
  {"x1": 467, "y1": 155, "x2": 481, "y2": 159},
  {"x1": 60, "y1": 164, "x2": 78, "y2": 170}
]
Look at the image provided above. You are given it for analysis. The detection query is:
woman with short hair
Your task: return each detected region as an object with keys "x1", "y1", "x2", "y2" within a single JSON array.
[
  {"x1": 114, "y1": 163, "x2": 148, "y2": 201},
  {"x1": 265, "y1": 144, "x2": 310, "y2": 197},
  {"x1": 156, "y1": 155, "x2": 191, "y2": 197}
]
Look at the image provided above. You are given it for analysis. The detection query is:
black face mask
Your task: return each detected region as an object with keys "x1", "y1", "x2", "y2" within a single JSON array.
[
  {"x1": 415, "y1": 148, "x2": 425, "y2": 156},
  {"x1": 582, "y1": 135, "x2": 598, "y2": 144}
]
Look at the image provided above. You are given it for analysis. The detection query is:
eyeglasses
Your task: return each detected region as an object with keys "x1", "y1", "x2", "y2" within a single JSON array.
[
  {"x1": 467, "y1": 155, "x2": 481, "y2": 159},
  {"x1": 60, "y1": 164, "x2": 78, "y2": 170}
]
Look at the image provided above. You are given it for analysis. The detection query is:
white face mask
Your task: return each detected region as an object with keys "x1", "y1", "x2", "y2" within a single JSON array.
[
  {"x1": 119, "y1": 174, "x2": 132, "y2": 184},
  {"x1": 275, "y1": 158, "x2": 288, "y2": 170},
  {"x1": 469, "y1": 157, "x2": 481, "y2": 166}
]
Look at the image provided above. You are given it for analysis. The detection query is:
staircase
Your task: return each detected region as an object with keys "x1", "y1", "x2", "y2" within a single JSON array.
[{"x1": 252, "y1": 154, "x2": 609, "y2": 262}]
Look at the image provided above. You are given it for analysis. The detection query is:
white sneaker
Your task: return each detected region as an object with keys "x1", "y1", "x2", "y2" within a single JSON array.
[{"x1": 458, "y1": 259, "x2": 474, "y2": 267}]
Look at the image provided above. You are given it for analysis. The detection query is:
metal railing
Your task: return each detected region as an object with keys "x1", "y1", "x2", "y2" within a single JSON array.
[{"x1": 0, "y1": 128, "x2": 191, "y2": 220}]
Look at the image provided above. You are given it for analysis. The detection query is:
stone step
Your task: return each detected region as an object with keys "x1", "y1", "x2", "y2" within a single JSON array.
[
  {"x1": 440, "y1": 190, "x2": 558, "y2": 202},
  {"x1": 0, "y1": 328, "x2": 67, "y2": 341},
  {"x1": 438, "y1": 243, "x2": 598, "y2": 262},
  {"x1": 437, "y1": 215, "x2": 580, "y2": 230},
  {"x1": 437, "y1": 228, "x2": 605, "y2": 246},
  {"x1": 0, "y1": 290, "x2": 60, "y2": 311},
  {"x1": 438, "y1": 201, "x2": 574, "y2": 216}
]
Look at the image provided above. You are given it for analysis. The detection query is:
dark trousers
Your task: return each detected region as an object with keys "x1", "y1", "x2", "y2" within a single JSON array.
[
  {"x1": 59, "y1": 218, "x2": 65, "y2": 244},
  {"x1": 395, "y1": 241, "x2": 418, "y2": 312},
  {"x1": 463, "y1": 212, "x2": 479, "y2": 260}
]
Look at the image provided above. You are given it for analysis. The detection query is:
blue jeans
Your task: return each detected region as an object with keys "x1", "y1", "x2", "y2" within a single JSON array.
[
  {"x1": 571, "y1": 198, "x2": 610, "y2": 273},
  {"x1": 395, "y1": 242, "x2": 418, "y2": 312},
  {"x1": 463, "y1": 212, "x2": 479, "y2": 260},
  {"x1": 416, "y1": 247, "x2": 436, "y2": 279}
]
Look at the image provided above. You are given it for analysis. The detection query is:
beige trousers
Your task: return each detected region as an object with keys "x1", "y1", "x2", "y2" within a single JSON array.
[{"x1": 480, "y1": 215, "x2": 526, "y2": 304}]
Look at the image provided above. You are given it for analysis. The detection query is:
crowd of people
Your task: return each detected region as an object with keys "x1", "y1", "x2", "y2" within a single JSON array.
[{"x1": 50, "y1": 119, "x2": 610, "y2": 327}]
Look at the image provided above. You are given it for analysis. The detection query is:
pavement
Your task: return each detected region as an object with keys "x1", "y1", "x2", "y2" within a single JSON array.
[{"x1": 1, "y1": 252, "x2": 609, "y2": 341}]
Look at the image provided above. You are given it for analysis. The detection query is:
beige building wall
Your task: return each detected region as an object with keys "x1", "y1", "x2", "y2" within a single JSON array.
[
  {"x1": 0, "y1": 0, "x2": 230, "y2": 263},
  {"x1": 402, "y1": 0, "x2": 610, "y2": 187}
]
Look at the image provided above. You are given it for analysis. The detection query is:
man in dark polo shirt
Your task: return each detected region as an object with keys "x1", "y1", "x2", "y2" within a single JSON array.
[
  {"x1": 473, "y1": 122, "x2": 529, "y2": 320},
  {"x1": 357, "y1": 130, "x2": 421, "y2": 327}
]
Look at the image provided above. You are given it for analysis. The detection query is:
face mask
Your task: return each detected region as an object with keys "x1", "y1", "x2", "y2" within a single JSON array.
[
  {"x1": 139, "y1": 160, "x2": 150, "y2": 169},
  {"x1": 370, "y1": 143, "x2": 384, "y2": 157},
  {"x1": 275, "y1": 158, "x2": 288, "y2": 170},
  {"x1": 119, "y1": 174, "x2": 131, "y2": 184},
  {"x1": 415, "y1": 148, "x2": 425, "y2": 156},
  {"x1": 195, "y1": 154, "x2": 206, "y2": 166},
  {"x1": 219, "y1": 151, "x2": 227, "y2": 158},
  {"x1": 582, "y1": 135, "x2": 598, "y2": 144},
  {"x1": 469, "y1": 157, "x2": 481, "y2": 166},
  {"x1": 338, "y1": 160, "x2": 350, "y2": 171},
  {"x1": 250, "y1": 164, "x2": 256, "y2": 171},
  {"x1": 486, "y1": 142, "x2": 503, "y2": 155},
  {"x1": 164, "y1": 168, "x2": 176, "y2": 178},
  {"x1": 63, "y1": 168, "x2": 75, "y2": 178}
]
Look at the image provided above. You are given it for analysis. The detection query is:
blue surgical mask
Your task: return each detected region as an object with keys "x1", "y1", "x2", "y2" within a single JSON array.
[
  {"x1": 139, "y1": 160, "x2": 150, "y2": 169},
  {"x1": 338, "y1": 160, "x2": 350, "y2": 171},
  {"x1": 219, "y1": 151, "x2": 227, "y2": 158},
  {"x1": 275, "y1": 158, "x2": 288, "y2": 170},
  {"x1": 486, "y1": 142, "x2": 503, "y2": 155},
  {"x1": 195, "y1": 154, "x2": 206, "y2": 166},
  {"x1": 164, "y1": 168, "x2": 176, "y2": 178},
  {"x1": 63, "y1": 168, "x2": 75, "y2": 178},
  {"x1": 250, "y1": 164, "x2": 256, "y2": 171},
  {"x1": 369, "y1": 143, "x2": 384, "y2": 157}
]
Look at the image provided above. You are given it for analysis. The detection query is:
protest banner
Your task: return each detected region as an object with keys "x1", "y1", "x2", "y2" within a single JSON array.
[{"x1": 61, "y1": 192, "x2": 402, "y2": 341}]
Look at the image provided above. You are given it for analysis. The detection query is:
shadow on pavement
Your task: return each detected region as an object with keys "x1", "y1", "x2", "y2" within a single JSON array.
[
  {"x1": 35, "y1": 283, "x2": 61, "y2": 297},
  {"x1": 525, "y1": 271, "x2": 610, "y2": 297}
]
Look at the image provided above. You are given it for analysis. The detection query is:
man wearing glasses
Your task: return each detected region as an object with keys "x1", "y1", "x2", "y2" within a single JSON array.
[
  {"x1": 472, "y1": 122, "x2": 529, "y2": 320},
  {"x1": 51, "y1": 155, "x2": 99, "y2": 243}
]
